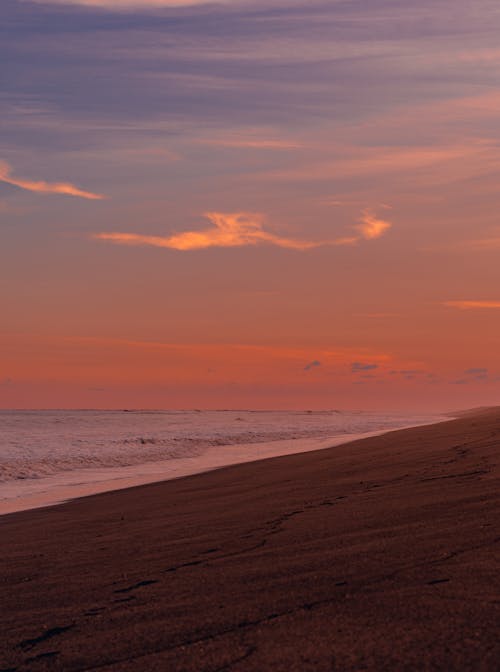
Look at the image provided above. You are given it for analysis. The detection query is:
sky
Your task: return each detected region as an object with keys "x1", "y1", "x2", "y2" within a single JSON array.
[{"x1": 2, "y1": 0, "x2": 500, "y2": 410}]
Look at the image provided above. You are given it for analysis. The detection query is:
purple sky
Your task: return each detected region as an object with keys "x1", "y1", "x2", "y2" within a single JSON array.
[{"x1": 2, "y1": 0, "x2": 500, "y2": 409}]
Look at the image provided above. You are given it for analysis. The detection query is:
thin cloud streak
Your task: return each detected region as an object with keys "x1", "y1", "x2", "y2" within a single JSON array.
[
  {"x1": 197, "y1": 136, "x2": 302, "y2": 150},
  {"x1": 94, "y1": 210, "x2": 391, "y2": 252},
  {"x1": 444, "y1": 300, "x2": 500, "y2": 310},
  {"x1": 466, "y1": 235, "x2": 500, "y2": 250},
  {"x1": 30, "y1": 0, "x2": 233, "y2": 6},
  {"x1": 0, "y1": 161, "x2": 104, "y2": 200}
]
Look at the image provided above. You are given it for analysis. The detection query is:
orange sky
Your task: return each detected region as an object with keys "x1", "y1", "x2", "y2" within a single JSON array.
[{"x1": 1, "y1": 0, "x2": 500, "y2": 410}]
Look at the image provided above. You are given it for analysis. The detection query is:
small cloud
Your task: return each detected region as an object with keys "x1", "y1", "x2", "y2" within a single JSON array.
[
  {"x1": 351, "y1": 362, "x2": 378, "y2": 373},
  {"x1": 1, "y1": 377, "x2": 13, "y2": 386},
  {"x1": 0, "y1": 160, "x2": 104, "y2": 200},
  {"x1": 356, "y1": 209, "x2": 392, "y2": 240},
  {"x1": 450, "y1": 368, "x2": 489, "y2": 384},
  {"x1": 389, "y1": 369, "x2": 426, "y2": 380},
  {"x1": 304, "y1": 360, "x2": 321, "y2": 371},
  {"x1": 462, "y1": 367, "x2": 488, "y2": 381},
  {"x1": 443, "y1": 300, "x2": 500, "y2": 310}
]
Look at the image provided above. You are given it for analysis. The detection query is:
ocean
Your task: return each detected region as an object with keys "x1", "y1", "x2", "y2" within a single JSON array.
[{"x1": 0, "y1": 409, "x2": 442, "y2": 514}]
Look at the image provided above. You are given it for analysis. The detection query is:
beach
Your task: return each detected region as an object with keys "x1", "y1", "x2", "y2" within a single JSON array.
[{"x1": 1, "y1": 409, "x2": 499, "y2": 671}]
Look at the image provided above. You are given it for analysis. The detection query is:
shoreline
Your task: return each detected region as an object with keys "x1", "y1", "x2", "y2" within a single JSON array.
[
  {"x1": 0, "y1": 416, "x2": 447, "y2": 517},
  {"x1": 1, "y1": 409, "x2": 499, "y2": 671}
]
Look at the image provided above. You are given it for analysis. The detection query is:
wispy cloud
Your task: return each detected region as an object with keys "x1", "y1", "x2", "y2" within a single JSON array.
[
  {"x1": 351, "y1": 362, "x2": 378, "y2": 373},
  {"x1": 304, "y1": 360, "x2": 321, "y2": 372},
  {"x1": 266, "y1": 144, "x2": 485, "y2": 184},
  {"x1": 356, "y1": 210, "x2": 392, "y2": 240},
  {"x1": 197, "y1": 135, "x2": 302, "y2": 150},
  {"x1": 443, "y1": 300, "x2": 500, "y2": 310},
  {"x1": 94, "y1": 212, "x2": 326, "y2": 251},
  {"x1": 388, "y1": 369, "x2": 427, "y2": 380},
  {"x1": 465, "y1": 234, "x2": 500, "y2": 250},
  {"x1": 451, "y1": 368, "x2": 489, "y2": 385},
  {"x1": 94, "y1": 209, "x2": 391, "y2": 252},
  {"x1": 30, "y1": 0, "x2": 229, "y2": 7},
  {"x1": 358, "y1": 312, "x2": 398, "y2": 319},
  {"x1": 0, "y1": 160, "x2": 103, "y2": 200}
]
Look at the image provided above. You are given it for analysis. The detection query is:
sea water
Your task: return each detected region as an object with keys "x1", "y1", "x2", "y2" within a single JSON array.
[{"x1": 0, "y1": 409, "x2": 442, "y2": 514}]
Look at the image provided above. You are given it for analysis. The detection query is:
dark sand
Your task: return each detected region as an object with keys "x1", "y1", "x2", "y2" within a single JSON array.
[{"x1": 1, "y1": 410, "x2": 499, "y2": 671}]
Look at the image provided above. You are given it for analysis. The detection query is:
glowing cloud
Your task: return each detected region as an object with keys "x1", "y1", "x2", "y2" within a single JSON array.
[
  {"x1": 443, "y1": 301, "x2": 500, "y2": 310},
  {"x1": 0, "y1": 161, "x2": 104, "y2": 200},
  {"x1": 357, "y1": 210, "x2": 392, "y2": 240},
  {"x1": 96, "y1": 212, "x2": 353, "y2": 251},
  {"x1": 94, "y1": 210, "x2": 391, "y2": 252}
]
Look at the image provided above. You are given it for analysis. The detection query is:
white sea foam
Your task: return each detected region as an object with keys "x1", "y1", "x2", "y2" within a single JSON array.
[{"x1": 0, "y1": 409, "x2": 443, "y2": 514}]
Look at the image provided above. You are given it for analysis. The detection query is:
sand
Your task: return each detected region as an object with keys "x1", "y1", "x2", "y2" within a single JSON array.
[{"x1": 1, "y1": 409, "x2": 499, "y2": 671}]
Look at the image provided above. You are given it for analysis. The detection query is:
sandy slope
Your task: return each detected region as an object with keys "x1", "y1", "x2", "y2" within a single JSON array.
[{"x1": 1, "y1": 410, "x2": 499, "y2": 671}]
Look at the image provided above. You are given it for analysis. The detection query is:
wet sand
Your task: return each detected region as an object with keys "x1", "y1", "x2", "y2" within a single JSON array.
[{"x1": 1, "y1": 409, "x2": 499, "y2": 671}]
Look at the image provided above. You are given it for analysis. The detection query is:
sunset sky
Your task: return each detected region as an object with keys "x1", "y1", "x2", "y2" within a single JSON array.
[{"x1": 2, "y1": 0, "x2": 500, "y2": 410}]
